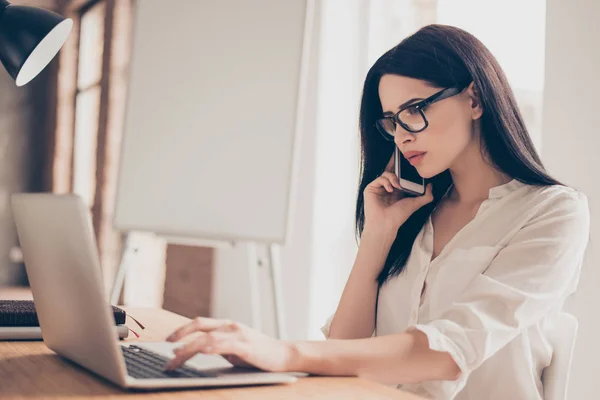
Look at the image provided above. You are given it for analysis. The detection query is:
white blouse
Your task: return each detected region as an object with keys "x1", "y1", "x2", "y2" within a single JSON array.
[{"x1": 322, "y1": 179, "x2": 590, "y2": 400}]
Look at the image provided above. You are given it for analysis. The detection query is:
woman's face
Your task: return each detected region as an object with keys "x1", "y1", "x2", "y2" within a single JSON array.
[{"x1": 378, "y1": 74, "x2": 482, "y2": 179}]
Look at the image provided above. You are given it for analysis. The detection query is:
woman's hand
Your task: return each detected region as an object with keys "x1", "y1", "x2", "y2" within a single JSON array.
[
  {"x1": 164, "y1": 317, "x2": 293, "y2": 372},
  {"x1": 363, "y1": 153, "x2": 433, "y2": 237}
]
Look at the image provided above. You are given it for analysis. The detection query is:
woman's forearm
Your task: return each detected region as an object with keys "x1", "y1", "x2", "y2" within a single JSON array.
[
  {"x1": 286, "y1": 330, "x2": 460, "y2": 385},
  {"x1": 328, "y1": 230, "x2": 394, "y2": 339}
]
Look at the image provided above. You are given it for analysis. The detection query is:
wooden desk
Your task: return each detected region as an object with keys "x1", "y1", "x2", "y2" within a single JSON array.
[{"x1": 0, "y1": 307, "x2": 425, "y2": 399}]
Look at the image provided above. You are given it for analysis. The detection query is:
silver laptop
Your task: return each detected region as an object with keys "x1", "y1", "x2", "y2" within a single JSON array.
[{"x1": 11, "y1": 193, "x2": 298, "y2": 390}]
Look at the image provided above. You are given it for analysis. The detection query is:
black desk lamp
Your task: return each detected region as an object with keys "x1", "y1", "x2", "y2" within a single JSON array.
[{"x1": 0, "y1": 0, "x2": 72, "y2": 87}]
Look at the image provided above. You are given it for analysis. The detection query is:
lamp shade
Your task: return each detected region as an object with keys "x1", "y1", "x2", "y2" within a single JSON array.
[{"x1": 0, "y1": 0, "x2": 72, "y2": 87}]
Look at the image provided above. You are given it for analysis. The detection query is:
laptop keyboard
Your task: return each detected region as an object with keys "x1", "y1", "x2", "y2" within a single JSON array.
[{"x1": 121, "y1": 344, "x2": 219, "y2": 379}]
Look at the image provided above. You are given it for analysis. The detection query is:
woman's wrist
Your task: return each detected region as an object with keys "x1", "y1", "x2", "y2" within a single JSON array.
[
  {"x1": 283, "y1": 340, "x2": 303, "y2": 372},
  {"x1": 283, "y1": 340, "x2": 361, "y2": 377},
  {"x1": 353, "y1": 228, "x2": 397, "y2": 280},
  {"x1": 283, "y1": 341, "x2": 325, "y2": 374},
  {"x1": 361, "y1": 225, "x2": 397, "y2": 247}
]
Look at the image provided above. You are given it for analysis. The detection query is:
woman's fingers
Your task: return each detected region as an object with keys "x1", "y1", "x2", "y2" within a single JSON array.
[
  {"x1": 165, "y1": 332, "x2": 221, "y2": 370},
  {"x1": 381, "y1": 172, "x2": 401, "y2": 188},
  {"x1": 368, "y1": 173, "x2": 400, "y2": 193},
  {"x1": 223, "y1": 354, "x2": 254, "y2": 368},
  {"x1": 378, "y1": 177, "x2": 393, "y2": 193},
  {"x1": 166, "y1": 317, "x2": 234, "y2": 342},
  {"x1": 164, "y1": 331, "x2": 247, "y2": 371},
  {"x1": 209, "y1": 339, "x2": 249, "y2": 361}
]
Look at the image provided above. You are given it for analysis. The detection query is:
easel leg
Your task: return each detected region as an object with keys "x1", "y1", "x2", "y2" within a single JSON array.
[
  {"x1": 246, "y1": 242, "x2": 262, "y2": 331},
  {"x1": 268, "y1": 243, "x2": 287, "y2": 340},
  {"x1": 110, "y1": 233, "x2": 138, "y2": 305},
  {"x1": 245, "y1": 242, "x2": 286, "y2": 339}
]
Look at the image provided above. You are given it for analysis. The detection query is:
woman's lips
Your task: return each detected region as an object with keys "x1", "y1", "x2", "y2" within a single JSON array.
[{"x1": 406, "y1": 152, "x2": 426, "y2": 166}]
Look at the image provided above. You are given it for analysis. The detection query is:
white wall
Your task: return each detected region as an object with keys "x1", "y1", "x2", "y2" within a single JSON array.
[
  {"x1": 542, "y1": 1, "x2": 600, "y2": 398},
  {"x1": 307, "y1": 0, "x2": 364, "y2": 339}
]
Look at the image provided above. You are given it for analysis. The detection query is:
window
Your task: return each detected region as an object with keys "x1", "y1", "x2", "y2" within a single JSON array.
[
  {"x1": 52, "y1": 0, "x2": 135, "y2": 293},
  {"x1": 72, "y1": 0, "x2": 105, "y2": 209}
]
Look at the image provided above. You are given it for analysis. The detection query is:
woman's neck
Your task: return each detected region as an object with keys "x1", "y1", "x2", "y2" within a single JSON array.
[{"x1": 447, "y1": 140, "x2": 511, "y2": 204}]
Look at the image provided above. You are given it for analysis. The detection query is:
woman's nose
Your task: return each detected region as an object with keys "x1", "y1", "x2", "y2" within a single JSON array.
[{"x1": 394, "y1": 126, "x2": 415, "y2": 147}]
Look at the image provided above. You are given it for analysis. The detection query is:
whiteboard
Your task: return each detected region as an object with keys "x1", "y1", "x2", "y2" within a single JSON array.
[{"x1": 114, "y1": 0, "x2": 312, "y2": 245}]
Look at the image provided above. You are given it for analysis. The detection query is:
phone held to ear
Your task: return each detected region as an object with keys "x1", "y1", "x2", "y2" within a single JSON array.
[{"x1": 394, "y1": 146, "x2": 426, "y2": 196}]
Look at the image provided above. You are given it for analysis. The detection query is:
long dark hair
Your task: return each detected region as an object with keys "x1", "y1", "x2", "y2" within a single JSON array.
[{"x1": 356, "y1": 24, "x2": 562, "y2": 286}]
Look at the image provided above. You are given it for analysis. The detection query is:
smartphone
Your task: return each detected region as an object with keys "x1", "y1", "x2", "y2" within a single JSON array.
[{"x1": 394, "y1": 146, "x2": 426, "y2": 196}]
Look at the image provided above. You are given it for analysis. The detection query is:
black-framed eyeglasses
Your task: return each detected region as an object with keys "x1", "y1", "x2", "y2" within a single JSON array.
[{"x1": 375, "y1": 86, "x2": 465, "y2": 140}]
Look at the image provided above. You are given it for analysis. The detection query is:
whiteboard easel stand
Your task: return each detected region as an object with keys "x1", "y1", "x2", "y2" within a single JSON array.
[{"x1": 109, "y1": 232, "x2": 287, "y2": 340}]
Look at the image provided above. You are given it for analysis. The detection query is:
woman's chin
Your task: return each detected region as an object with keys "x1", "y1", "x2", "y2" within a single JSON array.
[
  {"x1": 417, "y1": 168, "x2": 435, "y2": 180},
  {"x1": 417, "y1": 164, "x2": 446, "y2": 180}
]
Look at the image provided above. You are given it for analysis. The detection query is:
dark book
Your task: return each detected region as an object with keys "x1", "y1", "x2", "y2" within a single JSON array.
[{"x1": 0, "y1": 300, "x2": 127, "y2": 327}]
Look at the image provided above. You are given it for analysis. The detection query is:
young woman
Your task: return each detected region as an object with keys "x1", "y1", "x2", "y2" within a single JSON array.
[{"x1": 163, "y1": 24, "x2": 590, "y2": 400}]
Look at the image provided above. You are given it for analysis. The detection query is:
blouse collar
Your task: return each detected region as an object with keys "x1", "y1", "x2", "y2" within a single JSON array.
[{"x1": 488, "y1": 179, "x2": 526, "y2": 199}]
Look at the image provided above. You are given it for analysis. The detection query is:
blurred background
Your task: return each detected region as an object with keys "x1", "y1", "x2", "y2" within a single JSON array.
[{"x1": 0, "y1": 0, "x2": 596, "y2": 398}]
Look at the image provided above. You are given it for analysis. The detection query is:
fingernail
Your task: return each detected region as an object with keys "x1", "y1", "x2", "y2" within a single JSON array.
[{"x1": 204, "y1": 346, "x2": 213, "y2": 353}]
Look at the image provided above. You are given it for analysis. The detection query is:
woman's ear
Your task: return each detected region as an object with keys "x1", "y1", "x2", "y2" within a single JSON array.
[{"x1": 466, "y1": 81, "x2": 483, "y2": 120}]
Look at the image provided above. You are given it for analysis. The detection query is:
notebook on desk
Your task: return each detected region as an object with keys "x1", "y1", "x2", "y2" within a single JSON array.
[
  {"x1": 0, "y1": 300, "x2": 127, "y2": 326},
  {"x1": 0, "y1": 300, "x2": 130, "y2": 340}
]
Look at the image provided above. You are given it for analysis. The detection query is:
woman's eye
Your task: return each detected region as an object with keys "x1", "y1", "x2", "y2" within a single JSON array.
[{"x1": 406, "y1": 106, "x2": 419, "y2": 115}]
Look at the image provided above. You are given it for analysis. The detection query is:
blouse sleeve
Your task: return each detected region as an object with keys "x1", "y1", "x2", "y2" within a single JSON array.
[
  {"x1": 408, "y1": 190, "x2": 590, "y2": 398},
  {"x1": 321, "y1": 314, "x2": 335, "y2": 339}
]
